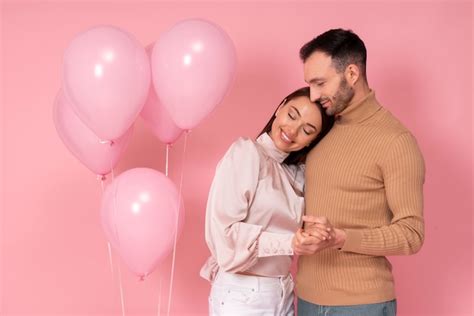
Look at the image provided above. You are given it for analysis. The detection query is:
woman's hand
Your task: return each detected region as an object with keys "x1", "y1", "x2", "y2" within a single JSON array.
[
  {"x1": 302, "y1": 215, "x2": 335, "y2": 240},
  {"x1": 302, "y1": 215, "x2": 346, "y2": 250},
  {"x1": 292, "y1": 228, "x2": 326, "y2": 255}
]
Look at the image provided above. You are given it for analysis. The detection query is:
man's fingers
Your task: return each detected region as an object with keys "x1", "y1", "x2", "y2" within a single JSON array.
[
  {"x1": 306, "y1": 228, "x2": 330, "y2": 240},
  {"x1": 295, "y1": 229, "x2": 322, "y2": 246},
  {"x1": 303, "y1": 215, "x2": 329, "y2": 226},
  {"x1": 305, "y1": 224, "x2": 332, "y2": 236}
]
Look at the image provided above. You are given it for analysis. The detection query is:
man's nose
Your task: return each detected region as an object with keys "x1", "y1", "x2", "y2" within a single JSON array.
[{"x1": 310, "y1": 87, "x2": 321, "y2": 102}]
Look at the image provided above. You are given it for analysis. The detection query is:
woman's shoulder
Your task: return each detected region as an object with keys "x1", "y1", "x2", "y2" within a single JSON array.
[
  {"x1": 231, "y1": 136, "x2": 256, "y2": 147},
  {"x1": 220, "y1": 137, "x2": 261, "y2": 164},
  {"x1": 226, "y1": 137, "x2": 260, "y2": 156}
]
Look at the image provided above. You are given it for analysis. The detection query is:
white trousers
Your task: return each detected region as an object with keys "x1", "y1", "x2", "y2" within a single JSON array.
[{"x1": 209, "y1": 271, "x2": 295, "y2": 316}]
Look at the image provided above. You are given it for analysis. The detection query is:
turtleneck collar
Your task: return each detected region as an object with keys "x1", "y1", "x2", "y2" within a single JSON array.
[
  {"x1": 335, "y1": 90, "x2": 382, "y2": 125},
  {"x1": 256, "y1": 132, "x2": 289, "y2": 164}
]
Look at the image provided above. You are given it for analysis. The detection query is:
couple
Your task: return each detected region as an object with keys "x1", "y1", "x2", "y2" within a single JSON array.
[{"x1": 200, "y1": 29, "x2": 425, "y2": 316}]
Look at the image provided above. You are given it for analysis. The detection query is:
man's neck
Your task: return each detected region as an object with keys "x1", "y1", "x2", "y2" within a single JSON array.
[{"x1": 347, "y1": 82, "x2": 371, "y2": 108}]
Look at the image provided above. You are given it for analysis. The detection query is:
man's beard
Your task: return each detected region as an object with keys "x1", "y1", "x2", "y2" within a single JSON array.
[{"x1": 326, "y1": 77, "x2": 355, "y2": 116}]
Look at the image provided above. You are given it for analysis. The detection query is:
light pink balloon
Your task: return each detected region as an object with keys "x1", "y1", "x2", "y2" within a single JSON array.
[
  {"x1": 100, "y1": 168, "x2": 185, "y2": 278},
  {"x1": 141, "y1": 45, "x2": 183, "y2": 144},
  {"x1": 53, "y1": 90, "x2": 133, "y2": 177},
  {"x1": 63, "y1": 25, "x2": 150, "y2": 141},
  {"x1": 152, "y1": 19, "x2": 236, "y2": 130}
]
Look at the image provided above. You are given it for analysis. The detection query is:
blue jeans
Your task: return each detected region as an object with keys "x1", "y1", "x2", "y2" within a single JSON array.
[{"x1": 297, "y1": 297, "x2": 397, "y2": 316}]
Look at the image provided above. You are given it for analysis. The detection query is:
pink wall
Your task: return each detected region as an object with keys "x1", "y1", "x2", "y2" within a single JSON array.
[{"x1": 1, "y1": 1, "x2": 472, "y2": 315}]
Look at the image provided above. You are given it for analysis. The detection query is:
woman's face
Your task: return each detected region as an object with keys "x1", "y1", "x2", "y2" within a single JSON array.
[{"x1": 270, "y1": 96, "x2": 322, "y2": 153}]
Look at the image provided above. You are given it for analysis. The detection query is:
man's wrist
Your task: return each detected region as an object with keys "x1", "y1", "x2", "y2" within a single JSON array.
[{"x1": 334, "y1": 228, "x2": 347, "y2": 249}]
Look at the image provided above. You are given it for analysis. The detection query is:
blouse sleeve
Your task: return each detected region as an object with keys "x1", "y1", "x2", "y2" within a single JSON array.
[{"x1": 204, "y1": 138, "x2": 263, "y2": 273}]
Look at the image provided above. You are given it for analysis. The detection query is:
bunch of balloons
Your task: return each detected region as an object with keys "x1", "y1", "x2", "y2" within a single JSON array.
[{"x1": 53, "y1": 19, "x2": 236, "y2": 278}]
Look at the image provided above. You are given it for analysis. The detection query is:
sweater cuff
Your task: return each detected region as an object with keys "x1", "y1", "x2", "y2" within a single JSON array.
[
  {"x1": 340, "y1": 229, "x2": 363, "y2": 253},
  {"x1": 257, "y1": 232, "x2": 294, "y2": 257}
]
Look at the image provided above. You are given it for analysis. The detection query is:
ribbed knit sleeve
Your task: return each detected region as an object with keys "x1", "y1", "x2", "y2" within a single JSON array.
[{"x1": 342, "y1": 132, "x2": 425, "y2": 256}]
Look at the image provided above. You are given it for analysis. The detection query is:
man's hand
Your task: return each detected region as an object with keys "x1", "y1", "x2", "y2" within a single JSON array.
[
  {"x1": 303, "y1": 216, "x2": 334, "y2": 240},
  {"x1": 302, "y1": 215, "x2": 347, "y2": 250}
]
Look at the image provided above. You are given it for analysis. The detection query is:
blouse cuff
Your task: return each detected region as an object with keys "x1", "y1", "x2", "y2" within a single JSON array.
[{"x1": 257, "y1": 232, "x2": 294, "y2": 257}]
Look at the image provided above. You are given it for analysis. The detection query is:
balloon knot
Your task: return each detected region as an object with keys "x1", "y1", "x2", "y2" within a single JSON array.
[{"x1": 99, "y1": 139, "x2": 114, "y2": 146}]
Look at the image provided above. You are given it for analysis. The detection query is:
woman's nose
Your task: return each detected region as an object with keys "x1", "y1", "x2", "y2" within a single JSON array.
[{"x1": 286, "y1": 125, "x2": 297, "y2": 137}]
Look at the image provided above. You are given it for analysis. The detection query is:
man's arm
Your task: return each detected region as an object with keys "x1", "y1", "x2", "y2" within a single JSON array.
[{"x1": 303, "y1": 133, "x2": 425, "y2": 256}]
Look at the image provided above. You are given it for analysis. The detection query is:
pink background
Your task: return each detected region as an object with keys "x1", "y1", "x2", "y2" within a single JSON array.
[{"x1": 1, "y1": 1, "x2": 472, "y2": 315}]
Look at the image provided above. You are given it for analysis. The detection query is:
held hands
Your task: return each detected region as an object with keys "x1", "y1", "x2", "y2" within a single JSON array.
[{"x1": 292, "y1": 216, "x2": 346, "y2": 256}]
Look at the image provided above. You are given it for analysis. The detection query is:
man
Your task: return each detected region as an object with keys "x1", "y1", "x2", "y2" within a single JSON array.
[{"x1": 292, "y1": 29, "x2": 425, "y2": 315}]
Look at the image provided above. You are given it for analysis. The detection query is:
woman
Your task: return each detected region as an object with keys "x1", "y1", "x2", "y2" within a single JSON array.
[{"x1": 200, "y1": 87, "x2": 334, "y2": 315}]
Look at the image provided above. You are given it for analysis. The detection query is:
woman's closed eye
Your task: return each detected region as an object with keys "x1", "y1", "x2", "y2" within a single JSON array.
[{"x1": 303, "y1": 127, "x2": 316, "y2": 135}]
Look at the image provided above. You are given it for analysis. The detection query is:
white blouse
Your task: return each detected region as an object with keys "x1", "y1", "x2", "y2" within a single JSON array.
[{"x1": 200, "y1": 133, "x2": 305, "y2": 282}]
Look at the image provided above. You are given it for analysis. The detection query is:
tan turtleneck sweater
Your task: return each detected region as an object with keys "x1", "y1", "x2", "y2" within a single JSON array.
[{"x1": 297, "y1": 91, "x2": 425, "y2": 306}]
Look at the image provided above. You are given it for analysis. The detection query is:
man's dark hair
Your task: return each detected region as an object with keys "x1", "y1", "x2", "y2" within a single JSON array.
[{"x1": 300, "y1": 29, "x2": 367, "y2": 80}]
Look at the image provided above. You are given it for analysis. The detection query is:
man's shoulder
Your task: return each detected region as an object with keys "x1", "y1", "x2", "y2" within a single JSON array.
[
  {"x1": 370, "y1": 108, "x2": 423, "y2": 159},
  {"x1": 374, "y1": 107, "x2": 412, "y2": 138}
]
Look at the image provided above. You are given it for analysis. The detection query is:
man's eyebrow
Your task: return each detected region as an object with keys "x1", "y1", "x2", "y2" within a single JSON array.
[{"x1": 308, "y1": 77, "x2": 324, "y2": 84}]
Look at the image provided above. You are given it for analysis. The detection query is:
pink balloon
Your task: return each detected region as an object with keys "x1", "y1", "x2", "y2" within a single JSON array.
[
  {"x1": 141, "y1": 45, "x2": 183, "y2": 144},
  {"x1": 53, "y1": 90, "x2": 133, "y2": 177},
  {"x1": 152, "y1": 19, "x2": 236, "y2": 130},
  {"x1": 100, "y1": 168, "x2": 185, "y2": 278},
  {"x1": 141, "y1": 85, "x2": 183, "y2": 144},
  {"x1": 63, "y1": 25, "x2": 150, "y2": 141}
]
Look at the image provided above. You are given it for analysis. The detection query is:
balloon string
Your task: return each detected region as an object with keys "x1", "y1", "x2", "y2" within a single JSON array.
[
  {"x1": 99, "y1": 177, "x2": 115, "y2": 280},
  {"x1": 107, "y1": 242, "x2": 114, "y2": 281},
  {"x1": 166, "y1": 144, "x2": 170, "y2": 177},
  {"x1": 101, "y1": 140, "x2": 123, "y2": 315},
  {"x1": 101, "y1": 139, "x2": 119, "y2": 248},
  {"x1": 109, "y1": 144, "x2": 120, "y2": 248},
  {"x1": 107, "y1": 142, "x2": 122, "y2": 314},
  {"x1": 117, "y1": 261, "x2": 126, "y2": 316},
  {"x1": 157, "y1": 277, "x2": 162, "y2": 316},
  {"x1": 167, "y1": 131, "x2": 188, "y2": 316}
]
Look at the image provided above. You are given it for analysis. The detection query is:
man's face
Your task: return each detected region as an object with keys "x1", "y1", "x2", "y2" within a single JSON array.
[{"x1": 303, "y1": 51, "x2": 354, "y2": 116}]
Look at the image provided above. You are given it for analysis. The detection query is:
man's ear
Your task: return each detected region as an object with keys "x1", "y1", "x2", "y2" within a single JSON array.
[{"x1": 345, "y1": 64, "x2": 360, "y2": 86}]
